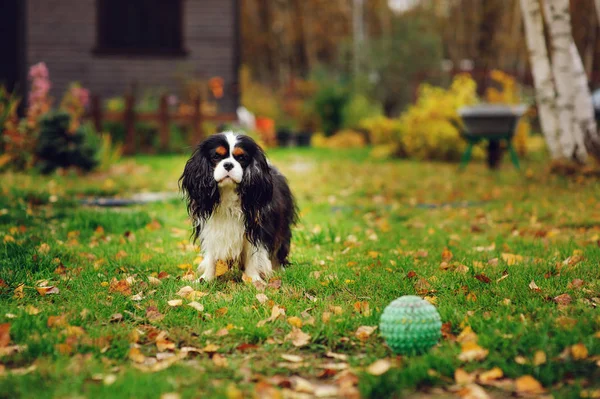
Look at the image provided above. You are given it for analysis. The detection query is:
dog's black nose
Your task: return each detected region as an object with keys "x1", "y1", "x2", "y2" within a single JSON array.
[{"x1": 223, "y1": 162, "x2": 234, "y2": 171}]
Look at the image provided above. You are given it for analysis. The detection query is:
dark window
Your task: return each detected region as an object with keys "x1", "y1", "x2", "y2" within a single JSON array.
[{"x1": 95, "y1": 0, "x2": 185, "y2": 56}]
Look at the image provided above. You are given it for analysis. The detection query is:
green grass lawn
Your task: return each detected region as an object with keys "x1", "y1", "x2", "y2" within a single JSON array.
[{"x1": 0, "y1": 148, "x2": 599, "y2": 398}]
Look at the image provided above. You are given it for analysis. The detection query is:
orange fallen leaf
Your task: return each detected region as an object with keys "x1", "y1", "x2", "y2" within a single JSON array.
[
  {"x1": 36, "y1": 286, "x2": 60, "y2": 296},
  {"x1": 458, "y1": 341, "x2": 489, "y2": 362},
  {"x1": 457, "y1": 384, "x2": 491, "y2": 399},
  {"x1": 455, "y1": 368, "x2": 475, "y2": 385},
  {"x1": 514, "y1": 375, "x2": 545, "y2": 395},
  {"x1": 0, "y1": 323, "x2": 10, "y2": 347},
  {"x1": 47, "y1": 315, "x2": 68, "y2": 328},
  {"x1": 287, "y1": 317, "x2": 303, "y2": 328},
  {"x1": 109, "y1": 278, "x2": 132, "y2": 296},
  {"x1": 441, "y1": 248, "x2": 453, "y2": 262},
  {"x1": 215, "y1": 260, "x2": 229, "y2": 277},
  {"x1": 533, "y1": 350, "x2": 546, "y2": 366},
  {"x1": 478, "y1": 367, "x2": 503, "y2": 383},
  {"x1": 571, "y1": 343, "x2": 588, "y2": 360},
  {"x1": 457, "y1": 326, "x2": 478, "y2": 344},
  {"x1": 156, "y1": 338, "x2": 176, "y2": 352},
  {"x1": 128, "y1": 347, "x2": 146, "y2": 363},
  {"x1": 213, "y1": 353, "x2": 228, "y2": 367},
  {"x1": 257, "y1": 305, "x2": 285, "y2": 327},
  {"x1": 501, "y1": 253, "x2": 523, "y2": 265},
  {"x1": 553, "y1": 293, "x2": 572, "y2": 305}
]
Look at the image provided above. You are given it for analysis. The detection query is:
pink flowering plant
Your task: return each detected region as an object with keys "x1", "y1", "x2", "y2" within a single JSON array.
[
  {"x1": 26, "y1": 62, "x2": 52, "y2": 129},
  {"x1": 60, "y1": 82, "x2": 90, "y2": 132}
]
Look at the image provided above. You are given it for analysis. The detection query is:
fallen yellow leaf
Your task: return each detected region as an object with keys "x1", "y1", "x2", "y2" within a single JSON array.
[
  {"x1": 285, "y1": 328, "x2": 311, "y2": 347},
  {"x1": 533, "y1": 350, "x2": 546, "y2": 366},
  {"x1": 215, "y1": 260, "x2": 228, "y2": 277},
  {"x1": 571, "y1": 343, "x2": 588, "y2": 360},
  {"x1": 478, "y1": 367, "x2": 503, "y2": 383},
  {"x1": 458, "y1": 341, "x2": 489, "y2": 362},
  {"x1": 287, "y1": 316, "x2": 303, "y2": 328},
  {"x1": 514, "y1": 375, "x2": 545, "y2": 395}
]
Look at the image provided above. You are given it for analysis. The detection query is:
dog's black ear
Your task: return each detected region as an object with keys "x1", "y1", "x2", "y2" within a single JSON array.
[
  {"x1": 238, "y1": 144, "x2": 273, "y2": 246},
  {"x1": 179, "y1": 143, "x2": 219, "y2": 242}
]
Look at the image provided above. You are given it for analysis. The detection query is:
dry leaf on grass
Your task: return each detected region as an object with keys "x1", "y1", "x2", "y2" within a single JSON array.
[
  {"x1": 168, "y1": 299, "x2": 183, "y2": 307},
  {"x1": 458, "y1": 342, "x2": 489, "y2": 362},
  {"x1": 215, "y1": 260, "x2": 229, "y2": 277},
  {"x1": 478, "y1": 367, "x2": 503, "y2": 383},
  {"x1": 255, "y1": 294, "x2": 268, "y2": 304},
  {"x1": 287, "y1": 316, "x2": 303, "y2": 328},
  {"x1": 533, "y1": 350, "x2": 546, "y2": 366},
  {"x1": 128, "y1": 347, "x2": 146, "y2": 363},
  {"x1": 36, "y1": 286, "x2": 60, "y2": 296},
  {"x1": 281, "y1": 354, "x2": 304, "y2": 363},
  {"x1": 514, "y1": 375, "x2": 545, "y2": 395},
  {"x1": 0, "y1": 323, "x2": 10, "y2": 347},
  {"x1": 355, "y1": 326, "x2": 377, "y2": 342},
  {"x1": 528, "y1": 280, "x2": 541, "y2": 292},
  {"x1": 571, "y1": 343, "x2": 588, "y2": 360},
  {"x1": 187, "y1": 301, "x2": 204, "y2": 312},
  {"x1": 285, "y1": 328, "x2": 311, "y2": 347},
  {"x1": 455, "y1": 368, "x2": 475, "y2": 385},
  {"x1": 457, "y1": 384, "x2": 491, "y2": 399},
  {"x1": 366, "y1": 359, "x2": 391, "y2": 376},
  {"x1": 553, "y1": 293, "x2": 572, "y2": 305},
  {"x1": 257, "y1": 305, "x2": 285, "y2": 327}
]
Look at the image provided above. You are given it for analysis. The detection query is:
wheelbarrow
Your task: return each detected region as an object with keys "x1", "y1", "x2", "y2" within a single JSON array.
[{"x1": 458, "y1": 104, "x2": 528, "y2": 170}]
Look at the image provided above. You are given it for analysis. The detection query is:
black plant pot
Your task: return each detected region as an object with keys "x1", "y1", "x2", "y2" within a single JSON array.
[
  {"x1": 276, "y1": 129, "x2": 293, "y2": 147},
  {"x1": 295, "y1": 131, "x2": 312, "y2": 147}
]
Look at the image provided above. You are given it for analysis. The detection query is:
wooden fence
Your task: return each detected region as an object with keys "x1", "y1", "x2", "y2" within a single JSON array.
[{"x1": 88, "y1": 94, "x2": 237, "y2": 154}]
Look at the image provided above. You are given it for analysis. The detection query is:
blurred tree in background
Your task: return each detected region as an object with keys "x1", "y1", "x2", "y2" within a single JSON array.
[{"x1": 240, "y1": 0, "x2": 600, "y2": 93}]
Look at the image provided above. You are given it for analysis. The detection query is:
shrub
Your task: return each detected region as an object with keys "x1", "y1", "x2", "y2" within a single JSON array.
[
  {"x1": 359, "y1": 115, "x2": 403, "y2": 146},
  {"x1": 35, "y1": 111, "x2": 99, "y2": 174},
  {"x1": 311, "y1": 79, "x2": 349, "y2": 137},
  {"x1": 399, "y1": 74, "x2": 479, "y2": 161},
  {"x1": 311, "y1": 130, "x2": 366, "y2": 149},
  {"x1": 341, "y1": 94, "x2": 383, "y2": 130}
]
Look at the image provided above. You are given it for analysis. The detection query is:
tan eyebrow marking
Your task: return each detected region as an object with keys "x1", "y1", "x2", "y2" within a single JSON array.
[
  {"x1": 232, "y1": 147, "x2": 245, "y2": 156},
  {"x1": 215, "y1": 146, "x2": 227, "y2": 156}
]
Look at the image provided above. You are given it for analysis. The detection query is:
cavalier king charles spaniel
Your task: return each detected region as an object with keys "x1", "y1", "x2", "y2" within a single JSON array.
[{"x1": 180, "y1": 132, "x2": 297, "y2": 282}]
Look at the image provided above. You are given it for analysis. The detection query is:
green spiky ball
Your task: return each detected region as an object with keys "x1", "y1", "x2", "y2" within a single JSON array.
[{"x1": 379, "y1": 296, "x2": 442, "y2": 354}]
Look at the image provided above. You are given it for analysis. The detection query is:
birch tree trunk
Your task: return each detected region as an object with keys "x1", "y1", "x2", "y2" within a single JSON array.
[
  {"x1": 570, "y1": 42, "x2": 600, "y2": 159},
  {"x1": 519, "y1": 0, "x2": 562, "y2": 159},
  {"x1": 543, "y1": 0, "x2": 588, "y2": 162}
]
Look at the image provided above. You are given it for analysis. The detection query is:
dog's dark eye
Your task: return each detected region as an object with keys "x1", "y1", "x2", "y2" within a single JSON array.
[{"x1": 211, "y1": 153, "x2": 222, "y2": 161}]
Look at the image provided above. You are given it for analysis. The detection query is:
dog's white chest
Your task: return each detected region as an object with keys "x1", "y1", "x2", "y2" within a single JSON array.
[{"x1": 200, "y1": 188, "x2": 245, "y2": 261}]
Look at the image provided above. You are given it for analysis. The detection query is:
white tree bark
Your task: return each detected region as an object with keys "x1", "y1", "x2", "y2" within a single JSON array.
[
  {"x1": 570, "y1": 42, "x2": 600, "y2": 159},
  {"x1": 543, "y1": 0, "x2": 588, "y2": 162},
  {"x1": 519, "y1": 0, "x2": 562, "y2": 159}
]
